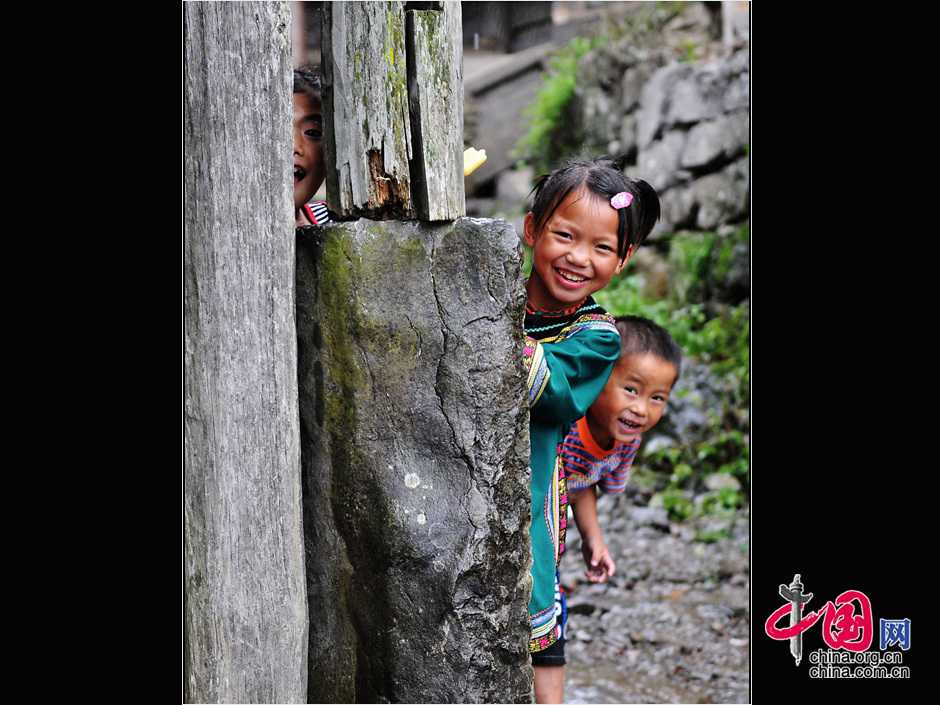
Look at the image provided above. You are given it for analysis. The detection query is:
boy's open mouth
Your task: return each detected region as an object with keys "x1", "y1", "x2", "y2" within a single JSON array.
[
  {"x1": 618, "y1": 417, "x2": 642, "y2": 433},
  {"x1": 294, "y1": 166, "x2": 306, "y2": 183}
]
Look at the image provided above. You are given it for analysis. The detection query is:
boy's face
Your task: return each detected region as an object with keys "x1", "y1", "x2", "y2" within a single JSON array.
[
  {"x1": 587, "y1": 352, "x2": 677, "y2": 448},
  {"x1": 293, "y1": 92, "x2": 325, "y2": 210},
  {"x1": 523, "y1": 188, "x2": 632, "y2": 310}
]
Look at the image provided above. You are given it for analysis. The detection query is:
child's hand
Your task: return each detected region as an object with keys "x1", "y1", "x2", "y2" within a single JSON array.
[{"x1": 581, "y1": 538, "x2": 615, "y2": 583}]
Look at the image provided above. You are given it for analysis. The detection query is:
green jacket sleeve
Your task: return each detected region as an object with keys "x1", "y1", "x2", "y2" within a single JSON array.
[{"x1": 524, "y1": 323, "x2": 620, "y2": 426}]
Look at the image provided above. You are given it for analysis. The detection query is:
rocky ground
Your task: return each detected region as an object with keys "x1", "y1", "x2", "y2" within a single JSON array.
[{"x1": 560, "y1": 494, "x2": 749, "y2": 704}]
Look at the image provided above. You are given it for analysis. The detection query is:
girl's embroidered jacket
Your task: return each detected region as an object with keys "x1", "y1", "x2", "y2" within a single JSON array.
[{"x1": 522, "y1": 296, "x2": 620, "y2": 652}]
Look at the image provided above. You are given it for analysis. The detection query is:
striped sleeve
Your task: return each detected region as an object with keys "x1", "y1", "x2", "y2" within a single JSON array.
[
  {"x1": 302, "y1": 200, "x2": 332, "y2": 226},
  {"x1": 559, "y1": 423, "x2": 595, "y2": 491},
  {"x1": 598, "y1": 437, "x2": 641, "y2": 494}
]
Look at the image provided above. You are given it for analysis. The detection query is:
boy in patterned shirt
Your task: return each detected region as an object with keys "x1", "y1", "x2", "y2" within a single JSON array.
[{"x1": 563, "y1": 316, "x2": 682, "y2": 583}]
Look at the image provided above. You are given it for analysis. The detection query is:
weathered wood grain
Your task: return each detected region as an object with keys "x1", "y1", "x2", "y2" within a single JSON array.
[
  {"x1": 323, "y1": 1, "x2": 415, "y2": 219},
  {"x1": 183, "y1": 2, "x2": 307, "y2": 702},
  {"x1": 407, "y1": 3, "x2": 466, "y2": 220}
]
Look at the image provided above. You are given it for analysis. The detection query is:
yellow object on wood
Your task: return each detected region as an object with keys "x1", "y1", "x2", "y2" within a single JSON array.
[{"x1": 463, "y1": 148, "x2": 487, "y2": 176}]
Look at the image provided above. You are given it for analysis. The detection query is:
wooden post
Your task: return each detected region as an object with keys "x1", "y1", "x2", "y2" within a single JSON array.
[
  {"x1": 407, "y1": 2, "x2": 465, "y2": 220},
  {"x1": 291, "y1": 1, "x2": 305, "y2": 67},
  {"x1": 322, "y1": 1, "x2": 414, "y2": 218},
  {"x1": 183, "y1": 2, "x2": 307, "y2": 702},
  {"x1": 322, "y1": 0, "x2": 465, "y2": 220}
]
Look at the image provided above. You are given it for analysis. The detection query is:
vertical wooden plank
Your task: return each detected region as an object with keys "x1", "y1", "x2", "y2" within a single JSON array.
[
  {"x1": 322, "y1": 1, "x2": 414, "y2": 219},
  {"x1": 407, "y1": 2, "x2": 465, "y2": 220},
  {"x1": 291, "y1": 1, "x2": 305, "y2": 66},
  {"x1": 183, "y1": 2, "x2": 307, "y2": 702}
]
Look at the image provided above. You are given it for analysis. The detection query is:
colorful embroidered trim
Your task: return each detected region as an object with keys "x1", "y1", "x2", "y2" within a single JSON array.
[
  {"x1": 530, "y1": 599, "x2": 559, "y2": 650},
  {"x1": 556, "y1": 453, "x2": 568, "y2": 563},
  {"x1": 543, "y1": 457, "x2": 569, "y2": 571},
  {"x1": 555, "y1": 313, "x2": 618, "y2": 342},
  {"x1": 524, "y1": 338, "x2": 550, "y2": 407},
  {"x1": 525, "y1": 298, "x2": 586, "y2": 316},
  {"x1": 529, "y1": 602, "x2": 560, "y2": 652},
  {"x1": 525, "y1": 303, "x2": 603, "y2": 335}
]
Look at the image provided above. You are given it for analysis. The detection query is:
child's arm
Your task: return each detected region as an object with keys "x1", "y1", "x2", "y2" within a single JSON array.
[
  {"x1": 524, "y1": 322, "x2": 620, "y2": 424},
  {"x1": 569, "y1": 486, "x2": 616, "y2": 583}
]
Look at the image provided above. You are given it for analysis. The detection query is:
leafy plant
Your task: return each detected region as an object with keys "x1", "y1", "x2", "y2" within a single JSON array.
[
  {"x1": 652, "y1": 488, "x2": 694, "y2": 521},
  {"x1": 695, "y1": 527, "x2": 731, "y2": 544},
  {"x1": 595, "y1": 228, "x2": 750, "y2": 519},
  {"x1": 513, "y1": 36, "x2": 604, "y2": 174},
  {"x1": 679, "y1": 40, "x2": 699, "y2": 63},
  {"x1": 603, "y1": 2, "x2": 688, "y2": 43}
]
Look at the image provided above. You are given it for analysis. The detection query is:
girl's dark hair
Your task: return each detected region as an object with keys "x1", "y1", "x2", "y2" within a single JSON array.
[
  {"x1": 528, "y1": 155, "x2": 661, "y2": 261},
  {"x1": 615, "y1": 315, "x2": 682, "y2": 384},
  {"x1": 293, "y1": 65, "x2": 322, "y2": 101}
]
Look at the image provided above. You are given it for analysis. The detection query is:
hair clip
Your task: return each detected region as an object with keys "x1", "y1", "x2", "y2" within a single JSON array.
[{"x1": 610, "y1": 191, "x2": 634, "y2": 209}]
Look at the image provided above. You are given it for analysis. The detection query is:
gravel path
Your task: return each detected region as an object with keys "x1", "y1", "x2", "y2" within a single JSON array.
[{"x1": 560, "y1": 494, "x2": 749, "y2": 703}]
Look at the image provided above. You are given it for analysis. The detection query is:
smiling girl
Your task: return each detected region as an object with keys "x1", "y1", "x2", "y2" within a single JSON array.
[{"x1": 521, "y1": 156, "x2": 660, "y2": 703}]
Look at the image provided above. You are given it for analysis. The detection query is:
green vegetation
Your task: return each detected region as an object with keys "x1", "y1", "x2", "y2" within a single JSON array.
[
  {"x1": 651, "y1": 488, "x2": 694, "y2": 522},
  {"x1": 695, "y1": 527, "x2": 732, "y2": 544},
  {"x1": 678, "y1": 40, "x2": 700, "y2": 63},
  {"x1": 513, "y1": 35, "x2": 602, "y2": 175},
  {"x1": 598, "y1": 2, "x2": 689, "y2": 50},
  {"x1": 514, "y1": 3, "x2": 688, "y2": 173},
  {"x1": 595, "y1": 225, "x2": 750, "y2": 520}
]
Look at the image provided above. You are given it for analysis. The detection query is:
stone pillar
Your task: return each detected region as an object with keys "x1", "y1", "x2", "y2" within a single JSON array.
[{"x1": 297, "y1": 218, "x2": 534, "y2": 703}]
